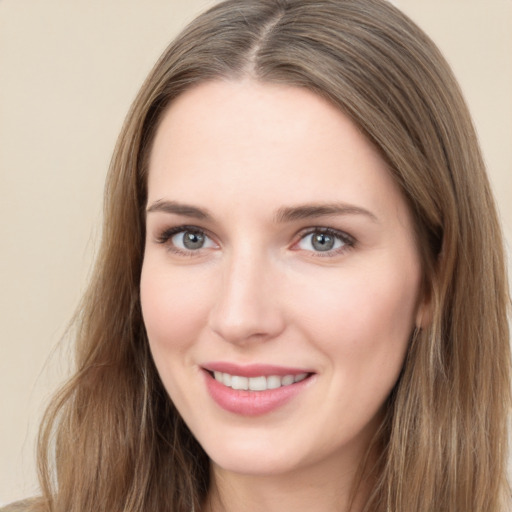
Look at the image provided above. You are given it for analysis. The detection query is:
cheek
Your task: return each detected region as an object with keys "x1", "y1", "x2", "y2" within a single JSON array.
[
  {"x1": 292, "y1": 258, "x2": 419, "y2": 378},
  {"x1": 295, "y1": 264, "x2": 419, "y2": 434},
  {"x1": 140, "y1": 261, "x2": 214, "y2": 356}
]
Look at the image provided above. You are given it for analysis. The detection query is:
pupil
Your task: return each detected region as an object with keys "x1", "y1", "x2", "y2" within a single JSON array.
[
  {"x1": 312, "y1": 233, "x2": 334, "y2": 251},
  {"x1": 183, "y1": 231, "x2": 205, "y2": 249}
]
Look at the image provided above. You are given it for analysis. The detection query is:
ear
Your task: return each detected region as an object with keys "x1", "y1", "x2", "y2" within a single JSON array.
[{"x1": 415, "y1": 289, "x2": 433, "y2": 329}]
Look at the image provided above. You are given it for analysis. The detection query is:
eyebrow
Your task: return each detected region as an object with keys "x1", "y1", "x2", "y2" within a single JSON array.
[
  {"x1": 146, "y1": 199, "x2": 378, "y2": 224},
  {"x1": 146, "y1": 200, "x2": 212, "y2": 220},
  {"x1": 274, "y1": 203, "x2": 378, "y2": 224}
]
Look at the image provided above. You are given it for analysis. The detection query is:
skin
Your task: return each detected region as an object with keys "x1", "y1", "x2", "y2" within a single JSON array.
[{"x1": 140, "y1": 80, "x2": 428, "y2": 512}]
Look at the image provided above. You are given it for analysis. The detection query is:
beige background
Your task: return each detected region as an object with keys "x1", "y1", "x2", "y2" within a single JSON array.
[{"x1": 0, "y1": 0, "x2": 510, "y2": 506}]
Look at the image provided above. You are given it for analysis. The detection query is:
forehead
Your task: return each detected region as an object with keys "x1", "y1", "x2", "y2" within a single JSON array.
[{"x1": 147, "y1": 80, "x2": 407, "y2": 224}]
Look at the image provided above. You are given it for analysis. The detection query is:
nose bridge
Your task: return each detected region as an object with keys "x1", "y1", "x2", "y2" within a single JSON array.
[{"x1": 209, "y1": 243, "x2": 284, "y2": 344}]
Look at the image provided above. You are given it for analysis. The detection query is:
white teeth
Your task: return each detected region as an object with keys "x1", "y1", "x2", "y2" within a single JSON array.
[
  {"x1": 212, "y1": 371, "x2": 309, "y2": 391},
  {"x1": 231, "y1": 375, "x2": 249, "y2": 390},
  {"x1": 222, "y1": 373, "x2": 232, "y2": 386},
  {"x1": 281, "y1": 375, "x2": 294, "y2": 386},
  {"x1": 267, "y1": 375, "x2": 282, "y2": 389},
  {"x1": 248, "y1": 376, "x2": 267, "y2": 391}
]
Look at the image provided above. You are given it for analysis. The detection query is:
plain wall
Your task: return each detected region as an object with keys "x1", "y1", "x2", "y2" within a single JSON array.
[{"x1": 1, "y1": 0, "x2": 511, "y2": 505}]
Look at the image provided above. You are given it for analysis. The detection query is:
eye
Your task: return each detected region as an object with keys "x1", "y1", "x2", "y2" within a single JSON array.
[
  {"x1": 156, "y1": 226, "x2": 217, "y2": 254},
  {"x1": 172, "y1": 230, "x2": 212, "y2": 250},
  {"x1": 296, "y1": 228, "x2": 354, "y2": 255}
]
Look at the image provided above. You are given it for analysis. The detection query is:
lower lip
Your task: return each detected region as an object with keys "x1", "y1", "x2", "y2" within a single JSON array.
[{"x1": 203, "y1": 370, "x2": 313, "y2": 416}]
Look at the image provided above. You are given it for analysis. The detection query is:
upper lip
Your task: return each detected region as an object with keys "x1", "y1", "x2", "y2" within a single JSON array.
[{"x1": 202, "y1": 361, "x2": 314, "y2": 378}]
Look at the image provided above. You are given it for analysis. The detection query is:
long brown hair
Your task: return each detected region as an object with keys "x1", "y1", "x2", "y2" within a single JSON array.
[{"x1": 33, "y1": 1, "x2": 510, "y2": 511}]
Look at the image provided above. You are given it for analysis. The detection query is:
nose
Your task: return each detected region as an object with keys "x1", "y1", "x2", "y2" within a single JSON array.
[{"x1": 208, "y1": 250, "x2": 286, "y2": 345}]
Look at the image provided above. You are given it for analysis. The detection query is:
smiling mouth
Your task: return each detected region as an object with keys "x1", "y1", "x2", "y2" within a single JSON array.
[
  {"x1": 208, "y1": 371, "x2": 311, "y2": 391},
  {"x1": 203, "y1": 366, "x2": 315, "y2": 415}
]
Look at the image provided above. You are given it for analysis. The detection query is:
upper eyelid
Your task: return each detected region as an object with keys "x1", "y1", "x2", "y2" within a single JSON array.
[
  {"x1": 295, "y1": 226, "x2": 355, "y2": 243},
  {"x1": 157, "y1": 225, "x2": 211, "y2": 238}
]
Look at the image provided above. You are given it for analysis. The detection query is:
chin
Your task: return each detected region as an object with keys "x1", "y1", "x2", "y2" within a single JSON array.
[
  {"x1": 210, "y1": 450, "x2": 301, "y2": 477},
  {"x1": 199, "y1": 431, "x2": 307, "y2": 476}
]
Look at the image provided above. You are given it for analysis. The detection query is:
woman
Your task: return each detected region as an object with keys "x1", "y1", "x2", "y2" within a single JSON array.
[{"x1": 5, "y1": 0, "x2": 510, "y2": 511}]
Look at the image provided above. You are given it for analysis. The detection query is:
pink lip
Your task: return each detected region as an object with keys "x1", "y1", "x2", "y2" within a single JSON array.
[
  {"x1": 201, "y1": 363, "x2": 315, "y2": 416},
  {"x1": 203, "y1": 361, "x2": 313, "y2": 377}
]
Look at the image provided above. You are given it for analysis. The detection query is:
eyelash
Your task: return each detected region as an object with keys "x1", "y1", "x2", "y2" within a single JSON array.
[
  {"x1": 295, "y1": 227, "x2": 355, "y2": 257},
  {"x1": 155, "y1": 225, "x2": 215, "y2": 257},
  {"x1": 154, "y1": 225, "x2": 356, "y2": 257}
]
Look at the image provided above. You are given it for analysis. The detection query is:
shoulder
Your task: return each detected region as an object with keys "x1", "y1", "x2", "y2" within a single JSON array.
[{"x1": 0, "y1": 499, "x2": 38, "y2": 512}]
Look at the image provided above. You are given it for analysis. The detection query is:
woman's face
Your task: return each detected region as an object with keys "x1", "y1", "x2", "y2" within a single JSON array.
[{"x1": 141, "y1": 80, "x2": 427, "y2": 478}]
